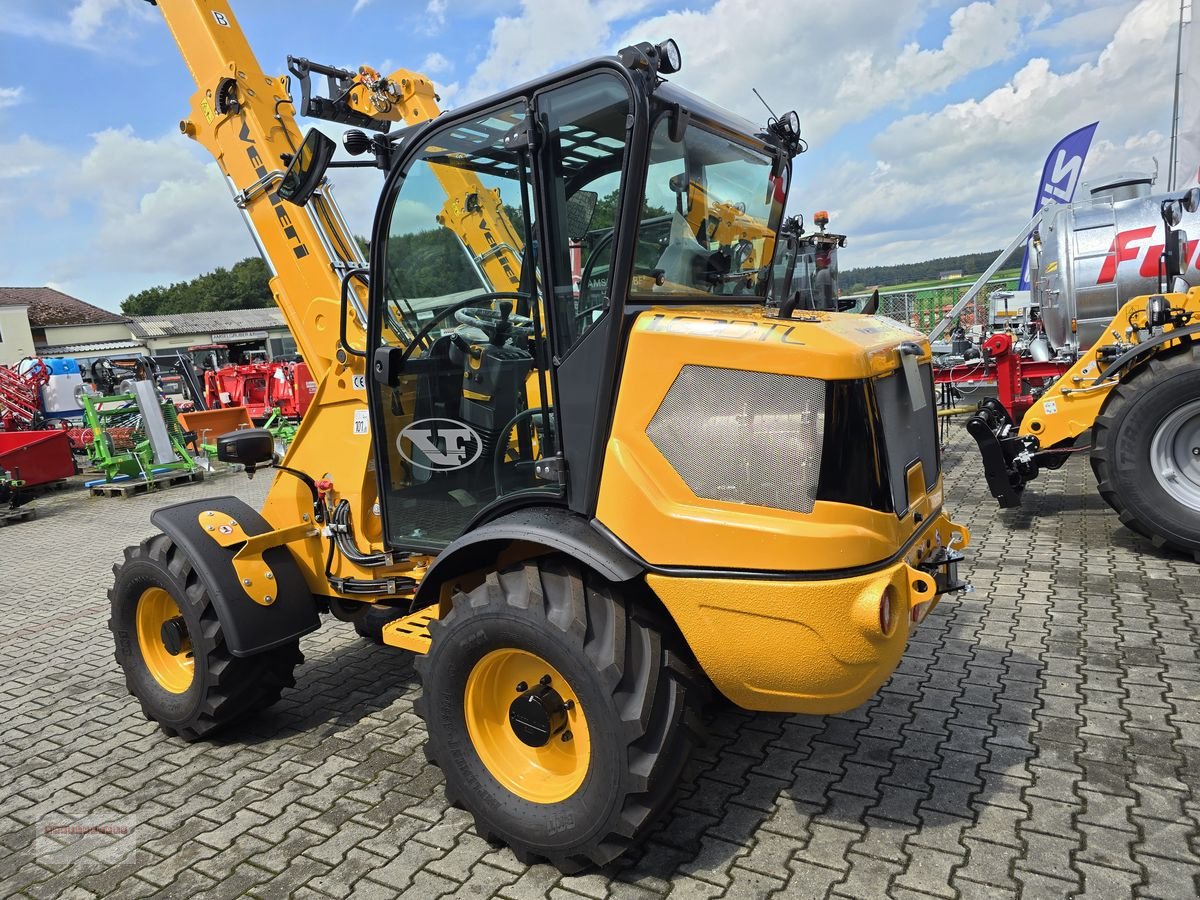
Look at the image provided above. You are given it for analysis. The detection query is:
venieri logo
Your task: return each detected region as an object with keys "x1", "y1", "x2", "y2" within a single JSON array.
[{"x1": 398, "y1": 418, "x2": 483, "y2": 471}]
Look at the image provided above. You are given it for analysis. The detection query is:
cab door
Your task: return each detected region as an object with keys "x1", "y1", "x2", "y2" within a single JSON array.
[{"x1": 367, "y1": 101, "x2": 559, "y2": 553}]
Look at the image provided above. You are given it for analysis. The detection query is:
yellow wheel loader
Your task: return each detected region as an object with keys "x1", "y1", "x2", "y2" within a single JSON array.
[
  {"x1": 969, "y1": 188, "x2": 1200, "y2": 558},
  {"x1": 112, "y1": 0, "x2": 970, "y2": 870}
]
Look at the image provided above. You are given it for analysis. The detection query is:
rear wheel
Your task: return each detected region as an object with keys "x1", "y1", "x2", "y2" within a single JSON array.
[
  {"x1": 1092, "y1": 348, "x2": 1200, "y2": 558},
  {"x1": 413, "y1": 558, "x2": 702, "y2": 872},
  {"x1": 108, "y1": 534, "x2": 303, "y2": 740}
]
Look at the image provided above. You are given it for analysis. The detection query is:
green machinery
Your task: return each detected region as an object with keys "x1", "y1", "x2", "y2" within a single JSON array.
[
  {"x1": 0, "y1": 467, "x2": 26, "y2": 509},
  {"x1": 80, "y1": 381, "x2": 198, "y2": 484}
]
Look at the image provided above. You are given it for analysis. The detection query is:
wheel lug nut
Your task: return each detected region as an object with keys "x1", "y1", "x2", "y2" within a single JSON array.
[
  {"x1": 561, "y1": 730, "x2": 572, "y2": 742},
  {"x1": 515, "y1": 681, "x2": 527, "y2": 693},
  {"x1": 539, "y1": 674, "x2": 552, "y2": 686},
  {"x1": 564, "y1": 699, "x2": 575, "y2": 711}
]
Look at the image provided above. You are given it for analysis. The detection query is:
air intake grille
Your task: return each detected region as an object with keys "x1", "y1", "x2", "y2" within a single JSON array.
[{"x1": 646, "y1": 365, "x2": 825, "y2": 514}]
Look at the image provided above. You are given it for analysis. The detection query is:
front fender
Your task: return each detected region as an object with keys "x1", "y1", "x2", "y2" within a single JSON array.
[
  {"x1": 151, "y1": 496, "x2": 319, "y2": 657},
  {"x1": 414, "y1": 505, "x2": 643, "y2": 606}
]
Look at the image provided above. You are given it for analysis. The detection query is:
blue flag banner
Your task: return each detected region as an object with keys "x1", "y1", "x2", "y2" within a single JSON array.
[{"x1": 1018, "y1": 122, "x2": 1099, "y2": 290}]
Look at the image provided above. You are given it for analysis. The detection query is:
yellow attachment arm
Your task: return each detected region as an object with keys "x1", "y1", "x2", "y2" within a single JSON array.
[
  {"x1": 1020, "y1": 287, "x2": 1200, "y2": 446},
  {"x1": 344, "y1": 66, "x2": 442, "y2": 125},
  {"x1": 155, "y1": 1, "x2": 380, "y2": 383}
]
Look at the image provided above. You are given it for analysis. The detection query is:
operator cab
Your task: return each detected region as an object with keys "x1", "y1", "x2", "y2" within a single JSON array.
[{"x1": 364, "y1": 47, "x2": 800, "y2": 554}]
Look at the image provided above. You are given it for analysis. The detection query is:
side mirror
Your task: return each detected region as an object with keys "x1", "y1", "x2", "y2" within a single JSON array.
[
  {"x1": 565, "y1": 190, "x2": 598, "y2": 241},
  {"x1": 1184, "y1": 186, "x2": 1200, "y2": 214},
  {"x1": 1163, "y1": 198, "x2": 1184, "y2": 229},
  {"x1": 278, "y1": 128, "x2": 336, "y2": 207},
  {"x1": 216, "y1": 428, "x2": 275, "y2": 476},
  {"x1": 1165, "y1": 228, "x2": 1189, "y2": 285}
]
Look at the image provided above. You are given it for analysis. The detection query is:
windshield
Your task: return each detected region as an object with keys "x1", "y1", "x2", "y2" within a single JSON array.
[{"x1": 632, "y1": 118, "x2": 785, "y2": 298}]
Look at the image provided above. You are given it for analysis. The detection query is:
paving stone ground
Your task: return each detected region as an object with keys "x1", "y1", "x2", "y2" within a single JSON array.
[{"x1": 1, "y1": 429, "x2": 1198, "y2": 899}]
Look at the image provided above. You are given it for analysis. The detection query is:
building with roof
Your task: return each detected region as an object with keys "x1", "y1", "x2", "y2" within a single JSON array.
[
  {"x1": 0, "y1": 287, "x2": 131, "y2": 366},
  {"x1": 126, "y1": 308, "x2": 294, "y2": 359},
  {"x1": 1, "y1": 287, "x2": 294, "y2": 371}
]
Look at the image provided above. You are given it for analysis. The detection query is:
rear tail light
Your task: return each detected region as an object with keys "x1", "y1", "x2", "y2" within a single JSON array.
[{"x1": 879, "y1": 587, "x2": 896, "y2": 636}]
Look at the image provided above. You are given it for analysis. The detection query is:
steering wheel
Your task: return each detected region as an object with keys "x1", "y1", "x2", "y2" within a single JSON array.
[{"x1": 455, "y1": 303, "x2": 534, "y2": 345}]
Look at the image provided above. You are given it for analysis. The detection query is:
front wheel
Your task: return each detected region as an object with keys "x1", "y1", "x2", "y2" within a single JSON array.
[
  {"x1": 108, "y1": 534, "x2": 303, "y2": 740},
  {"x1": 413, "y1": 559, "x2": 702, "y2": 872},
  {"x1": 1092, "y1": 347, "x2": 1200, "y2": 558}
]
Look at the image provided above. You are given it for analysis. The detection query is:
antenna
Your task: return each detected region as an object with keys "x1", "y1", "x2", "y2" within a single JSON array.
[
  {"x1": 752, "y1": 87, "x2": 779, "y2": 122},
  {"x1": 1169, "y1": 0, "x2": 1189, "y2": 190}
]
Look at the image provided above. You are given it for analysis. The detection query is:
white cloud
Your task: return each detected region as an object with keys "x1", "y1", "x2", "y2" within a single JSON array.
[
  {"x1": 420, "y1": 52, "x2": 452, "y2": 75},
  {"x1": 351, "y1": 0, "x2": 374, "y2": 14},
  {"x1": 616, "y1": 0, "x2": 1055, "y2": 138},
  {"x1": 460, "y1": 0, "x2": 646, "y2": 102},
  {"x1": 0, "y1": 87, "x2": 24, "y2": 110},
  {"x1": 0, "y1": 0, "x2": 156, "y2": 54},
  {"x1": 424, "y1": 0, "x2": 449, "y2": 34},
  {"x1": 69, "y1": 0, "x2": 127, "y2": 42},
  {"x1": 0, "y1": 136, "x2": 71, "y2": 229},
  {"x1": 811, "y1": 0, "x2": 1176, "y2": 268},
  {"x1": 829, "y1": 0, "x2": 1051, "y2": 130},
  {"x1": 1031, "y1": 2, "x2": 1138, "y2": 48},
  {"x1": 1, "y1": 128, "x2": 255, "y2": 299}
]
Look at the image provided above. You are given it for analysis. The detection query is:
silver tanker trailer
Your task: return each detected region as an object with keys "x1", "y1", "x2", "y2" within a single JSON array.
[{"x1": 1034, "y1": 173, "x2": 1199, "y2": 352}]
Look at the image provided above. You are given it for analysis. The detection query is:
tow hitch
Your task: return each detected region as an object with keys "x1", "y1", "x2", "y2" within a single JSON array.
[{"x1": 918, "y1": 547, "x2": 972, "y2": 595}]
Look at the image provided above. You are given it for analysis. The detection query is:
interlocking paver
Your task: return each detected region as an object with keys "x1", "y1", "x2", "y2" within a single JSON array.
[{"x1": 1, "y1": 432, "x2": 1199, "y2": 898}]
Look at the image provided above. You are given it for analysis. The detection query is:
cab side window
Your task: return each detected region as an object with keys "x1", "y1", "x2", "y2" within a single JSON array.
[{"x1": 537, "y1": 75, "x2": 632, "y2": 354}]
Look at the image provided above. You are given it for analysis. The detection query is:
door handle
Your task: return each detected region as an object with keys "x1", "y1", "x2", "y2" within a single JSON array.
[{"x1": 373, "y1": 346, "x2": 406, "y2": 386}]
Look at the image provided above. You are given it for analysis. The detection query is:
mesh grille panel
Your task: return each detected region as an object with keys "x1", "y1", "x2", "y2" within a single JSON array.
[{"x1": 646, "y1": 365, "x2": 825, "y2": 514}]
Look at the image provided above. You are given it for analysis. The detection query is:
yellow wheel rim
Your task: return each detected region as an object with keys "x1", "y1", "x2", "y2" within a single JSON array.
[
  {"x1": 136, "y1": 587, "x2": 194, "y2": 694},
  {"x1": 464, "y1": 648, "x2": 591, "y2": 804}
]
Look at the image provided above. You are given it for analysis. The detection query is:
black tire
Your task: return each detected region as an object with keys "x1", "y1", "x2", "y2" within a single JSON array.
[
  {"x1": 413, "y1": 558, "x2": 702, "y2": 872},
  {"x1": 108, "y1": 533, "x2": 303, "y2": 741},
  {"x1": 1092, "y1": 347, "x2": 1200, "y2": 558}
]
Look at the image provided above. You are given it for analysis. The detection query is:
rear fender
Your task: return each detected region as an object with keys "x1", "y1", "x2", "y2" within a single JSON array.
[{"x1": 151, "y1": 496, "x2": 319, "y2": 657}]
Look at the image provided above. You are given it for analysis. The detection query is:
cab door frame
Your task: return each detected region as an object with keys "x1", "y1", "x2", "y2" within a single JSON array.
[{"x1": 365, "y1": 63, "x2": 652, "y2": 554}]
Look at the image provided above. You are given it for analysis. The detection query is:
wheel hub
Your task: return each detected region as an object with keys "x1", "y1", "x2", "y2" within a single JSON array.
[
  {"x1": 160, "y1": 616, "x2": 189, "y2": 656},
  {"x1": 135, "y1": 587, "x2": 194, "y2": 694},
  {"x1": 508, "y1": 676, "x2": 569, "y2": 747},
  {"x1": 1151, "y1": 399, "x2": 1200, "y2": 511}
]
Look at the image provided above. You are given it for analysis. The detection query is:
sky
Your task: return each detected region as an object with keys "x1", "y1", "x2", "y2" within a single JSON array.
[{"x1": 0, "y1": 0, "x2": 1185, "y2": 311}]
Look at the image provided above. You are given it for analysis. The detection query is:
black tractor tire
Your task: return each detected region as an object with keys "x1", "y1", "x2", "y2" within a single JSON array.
[
  {"x1": 1092, "y1": 347, "x2": 1200, "y2": 558},
  {"x1": 413, "y1": 558, "x2": 703, "y2": 872},
  {"x1": 108, "y1": 533, "x2": 303, "y2": 741}
]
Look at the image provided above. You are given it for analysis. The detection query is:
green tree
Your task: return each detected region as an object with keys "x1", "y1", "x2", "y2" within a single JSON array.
[{"x1": 121, "y1": 257, "x2": 273, "y2": 316}]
